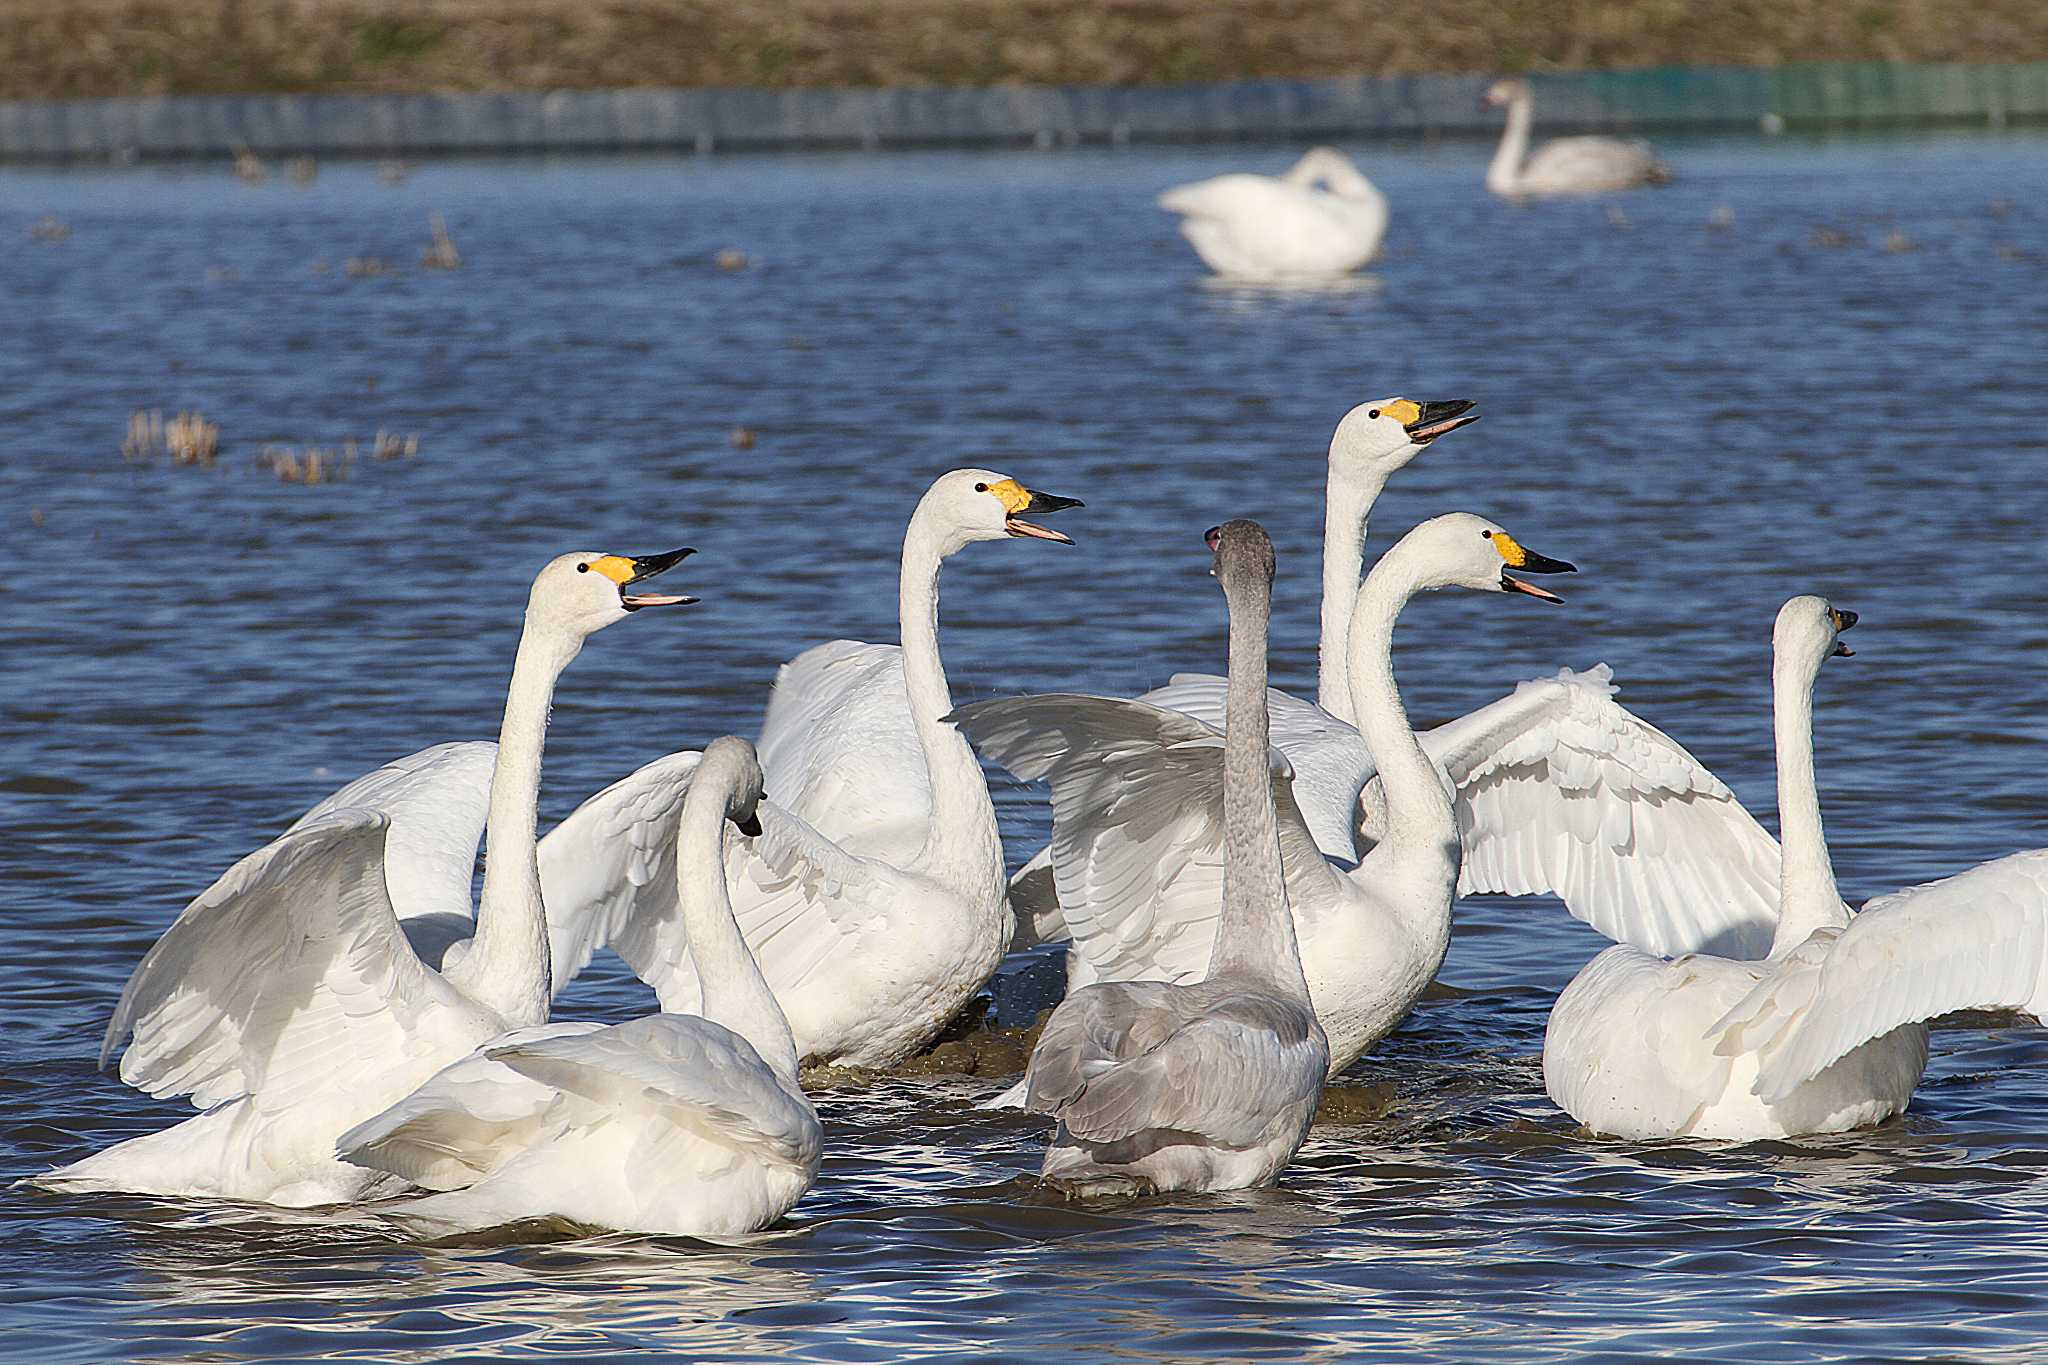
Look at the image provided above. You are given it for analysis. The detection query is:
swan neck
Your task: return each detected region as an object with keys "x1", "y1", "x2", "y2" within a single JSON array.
[
  {"x1": 1488, "y1": 89, "x2": 1533, "y2": 193},
  {"x1": 1347, "y1": 549, "x2": 1457, "y2": 862},
  {"x1": 1290, "y1": 148, "x2": 1372, "y2": 198},
  {"x1": 900, "y1": 513, "x2": 1001, "y2": 891},
  {"x1": 1206, "y1": 570, "x2": 1308, "y2": 996},
  {"x1": 677, "y1": 769, "x2": 800, "y2": 1079},
  {"x1": 1770, "y1": 646, "x2": 1848, "y2": 955},
  {"x1": 1315, "y1": 467, "x2": 1384, "y2": 722},
  {"x1": 456, "y1": 618, "x2": 576, "y2": 1026}
]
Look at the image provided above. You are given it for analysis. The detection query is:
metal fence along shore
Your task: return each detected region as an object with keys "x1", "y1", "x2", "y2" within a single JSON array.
[{"x1": 0, "y1": 60, "x2": 2042, "y2": 162}]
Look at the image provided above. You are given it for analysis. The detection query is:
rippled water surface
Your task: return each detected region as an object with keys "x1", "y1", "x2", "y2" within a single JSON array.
[{"x1": 3, "y1": 132, "x2": 2048, "y2": 1362}]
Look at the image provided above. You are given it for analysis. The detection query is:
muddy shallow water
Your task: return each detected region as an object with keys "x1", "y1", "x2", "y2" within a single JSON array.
[{"x1": 2, "y1": 131, "x2": 2047, "y2": 1361}]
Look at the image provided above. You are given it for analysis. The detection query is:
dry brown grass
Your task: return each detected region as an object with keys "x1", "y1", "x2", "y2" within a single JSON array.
[{"x1": 2, "y1": 1, "x2": 2042, "y2": 100}]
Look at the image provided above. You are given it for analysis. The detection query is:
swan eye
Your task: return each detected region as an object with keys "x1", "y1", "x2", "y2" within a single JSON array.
[
  {"x1": 1368, "y1": 409, "x2": 1380, "y2": 420},
  {"x1": 1480, "y1": 530, "x2": 1494, "y2": 539},
  {"x1": 974, "y1": 482, "x2": 988, "y2": 492},
  {"x1": 576, "y1": 562, "x2": 590, "y2": 572}
]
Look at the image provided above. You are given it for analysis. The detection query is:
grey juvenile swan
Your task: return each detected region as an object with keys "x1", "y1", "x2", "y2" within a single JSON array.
[{"x1": 990, "y1": 520, "x2": 1329, "y2": 1196}]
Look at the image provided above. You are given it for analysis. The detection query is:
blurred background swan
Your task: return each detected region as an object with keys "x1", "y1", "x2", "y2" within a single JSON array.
[
  {"x1": 1156, "y1": 147, "x2": 1388, "y2": 281},
  {"x1": 1484, "y1": 77, "x2": 1672, "y2": 197}
]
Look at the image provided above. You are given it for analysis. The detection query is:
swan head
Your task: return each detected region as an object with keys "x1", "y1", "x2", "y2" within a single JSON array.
[
  {"x1": 1205, "y1": 519, "x2": 1276, "y2": 590},
  {"x1": 1775, "y1": 595, "x2": 1859, "y2": 668},
  {"x1": 1391, "y1": 512, "x2": 1575, "y2": 603},
  {"x1": 528, "y1": 547, "x2": 696, "y2": 635},
  {"x1": 1483, "y1": 77, "x2": 1531, "y2": 109},
  {"x1": 919, "y1": 468, "x2": 1084, "y2": 553},
  {"x1": 699, "y1": 735, "x2": 767, "y2": 838},
  {"x1": 1331, "y1": 397, "x2": 1479, "y2": 478}
]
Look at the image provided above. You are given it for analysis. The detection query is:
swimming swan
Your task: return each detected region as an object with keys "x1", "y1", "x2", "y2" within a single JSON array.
[
  {"x1": 1545, "y1": 597, "x2": 1930, "y2": 1140},
  {"x1": 957, "y1": 513, "x2": 1577, "y2": 1077},
  {"x1": 1157, "y1": 147, "x2": 1389, "y2": 280},
  {"x1": 1484, "y1": 77, "x2": 1672, "y2": 198},
  {"x1": 339, "y1": 738, "x2": 821, "y2": 1237},
  {"x1": 1022, "y1": 521, "x2": 1328, "y2": 1196},
  {"x1": 1011, "y1": 399, "x2": 1788, "y2": 973},
  {"x1": 35, "y1": 549, "x2": 695, "y2": 1205},
  {"x1": 536, "y1": 470, "x2": 1084, "y2": 1069}
]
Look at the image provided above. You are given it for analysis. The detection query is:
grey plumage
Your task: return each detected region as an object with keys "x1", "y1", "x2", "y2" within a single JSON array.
[{"x1": 1009, "y1": 519, "x2": 1330, "y2": 1195}]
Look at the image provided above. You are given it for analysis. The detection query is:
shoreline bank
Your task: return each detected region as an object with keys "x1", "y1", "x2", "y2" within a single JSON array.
[{"x1": 0, "y1": 61, "x2": 2041, "y2": 164}]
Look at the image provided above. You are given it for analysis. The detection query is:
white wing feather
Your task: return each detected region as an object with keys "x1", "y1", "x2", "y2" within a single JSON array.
[
  {"x1": 953, "y1": 694, "x2": 1347, "y2": 986},
  {"x1": 754, "y1": 640, "x2": 930, "y2": 861},
  {"x1": 102, "y1": 811, "x2": 487, "y2": 1113},
  {"x1": 289, "y1": 741, "x2": 496, "y2": 925},
  {"x1": 1725, "y1": 849, "x2": 2048, "y2": 1102},
  {"x1": 1425, "y1": 666, "x2": 1781, "y2": 959},
  {"x1": 536, "y1": 750, "x2": 704, "y2": 998}
]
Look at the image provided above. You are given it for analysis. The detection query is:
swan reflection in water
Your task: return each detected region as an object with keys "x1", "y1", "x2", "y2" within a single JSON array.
[{"x1": 115, "y1": 1203, "x2": 825, "y2": 1362}]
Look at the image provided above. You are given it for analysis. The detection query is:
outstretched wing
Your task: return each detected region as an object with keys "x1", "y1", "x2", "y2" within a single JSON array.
[
  {"x1": 754, "y1": 640, "x2": 930, "y2": 862},
  {"x1": 536, "y1": 749, "x2": 703, "y2": 998},
  {"x1": 1026, "y1": 982, "x2": 1326, "y2": 1148},
  {"x1": 103, "y1": 810, "x2": 485, "y2": 1112},
  {"x1": 952, "y1": 694, "x2": 1348, "y2": 986},
  {"x1": 1138, "y1": 672, "x2": 1375, "y2": 859},
  {"x1": 1720, "y1": 849, "x2": 2048, "y2": 1102},
  {"x1": 289, "y1": 741, "x2": 497, "y2": 925},
  {"x1": 1416, "y1": 665, "x2": 1782, "y2": 959}
]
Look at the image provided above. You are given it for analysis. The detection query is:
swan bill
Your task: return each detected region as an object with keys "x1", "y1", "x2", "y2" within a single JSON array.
[
  {"x1": 1402, "y1": 399, "x2": 1480, "y2": 445},
  {"x1": 1828, "y1": 605, "x2": 1859, "y2": 656},
  {"x1": 1501, "y1": 572, "x2": 1566, "y2": 603},
  {"x1": 585, "y1": 547, "x2": 699, "y2": 609},
  {"x1": 990, "y1": 481, "x2": 1085, "y2": 544}
]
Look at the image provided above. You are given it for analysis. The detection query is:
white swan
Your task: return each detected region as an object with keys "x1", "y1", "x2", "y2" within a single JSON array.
[
  {"x1": 536, "y1": 470, "x2": 1084, "y2": 1069},
  {"x1": 1483, "y1": 77, "x2": 1672, "y2": 198},
  {"x1": 33, "y1": 548, "x2": 696, "y2": 1205},
  {"x1": 1010, "y1": 398, "x2": 1786, "y2": 969},
  {"x1": 957, "y1": 512, "x2": 1578, "y2": 1078},
  {"x1": 338, "y1": 738, "x2": 822, "y2": 1237},
  {"x1": 1156, "y1": 147, "x2": 1389, "y2": 280},
  {"x1": 1545, "y1": 597, "x2": 1930, "y2": 1140},
  {"x1": 1024, "y1": 521, "x2": 1327, "y2": 1196}
]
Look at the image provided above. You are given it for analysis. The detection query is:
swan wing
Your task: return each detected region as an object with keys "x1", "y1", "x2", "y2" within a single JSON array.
[
  {"x1": 483, "y1": 1015, "x2": 821, "y2": 1167},
  {"x1": 289, "y1": 741, "x2": 497, "y2": 925},
  {"x1": 1141, "y1": 672, "x2": 1375, "y2": 859},
  {"x1": 1410, "y1": 665, "x2": 1781, "y2": 959},
  {"x1": 1026, "y1": 981, "x2": 1325, "y2": 1147},
  {"x1": 335, "y1": 1020, "x2": 604, "y2": 1190},
  {"x1": 714, "y1": 799, "x2": 900, "y2": 1001},
  {"x1": 536, "y1": 749, "x2": 704, "y2": 997},
  {"x1": 1726, "y1": 850, "x2": 2048, "y2": 1102},
  {"x1": 952, "y1": 694, "x2": 1348, "y2": 985},
  {"x1": 102, "y1": 810, "x2": 484, "y2": 1112},
  {"x1": 754, "y1": 640, "x2": 930, "y2": 859}
]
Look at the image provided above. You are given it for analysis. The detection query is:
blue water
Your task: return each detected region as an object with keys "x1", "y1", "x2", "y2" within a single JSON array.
[{"x1": 2, "y1": 130, "x2": 2047, "y2": 1362}]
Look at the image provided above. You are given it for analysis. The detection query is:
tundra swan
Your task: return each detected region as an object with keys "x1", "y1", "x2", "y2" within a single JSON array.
[
  {"x1": 339, "y1": 738, "x2": 821, "y2": 1237},
  {"x1": 1484, "y1": 77, "x2": 1672, "y2": 198},
  {"x1": 1010, "y1": 399, "x2": 1786, "y2": 974},
  {"x1": 536, "y1": 470, "x2": 1083, "y2": 1068},
  {"x1": 34, "y1": 548, "x2": 695, "y2": 1205},
  {"x1": 1545, "y1": 597, "x2": 1930, "y2": 1140},
  {"x1": 1022, "y1": 521, "x2": 1327, "y2": 1196},
  {"x1": 957, "y1": 513, "x2": 1577, "y2": 1077},
  {"x1": 1157, "y1": 147, "x2": 1389, "y2": 280}
]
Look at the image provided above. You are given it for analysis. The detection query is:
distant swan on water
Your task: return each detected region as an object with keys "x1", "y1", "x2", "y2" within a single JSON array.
[
  {"x1": 1157, "y1": 147, "x2": 1389, "y2": 280},
  {"x1": 1484, "y1": 77, "x2": 1672, "y2": 197}
]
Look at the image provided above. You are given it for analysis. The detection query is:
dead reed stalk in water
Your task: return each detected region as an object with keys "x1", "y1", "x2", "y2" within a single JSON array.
[
  {"x1": 421, "y1": 212, "x2": 460, "y2": 269},
  {"x1": 123, "y1": 409, "x2": 219, "y2": 465}
]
